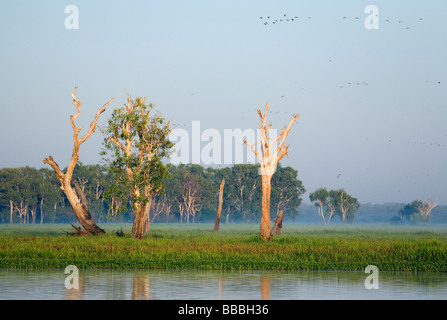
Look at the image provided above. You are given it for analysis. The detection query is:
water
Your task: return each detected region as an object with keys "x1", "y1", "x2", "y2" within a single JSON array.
[{"x1": 1, "y1": 269, "x2": 446, "y2": 300}]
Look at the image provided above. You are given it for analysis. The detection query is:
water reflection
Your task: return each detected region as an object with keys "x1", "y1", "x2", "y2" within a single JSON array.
[{"x1": 1, "y1": 269, "x2": 446, "y2": 300}]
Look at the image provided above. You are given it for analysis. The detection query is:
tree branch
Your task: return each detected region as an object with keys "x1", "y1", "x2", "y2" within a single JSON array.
[{"x1": 244, "y1": 140, "x2": 263, "y2": 163}]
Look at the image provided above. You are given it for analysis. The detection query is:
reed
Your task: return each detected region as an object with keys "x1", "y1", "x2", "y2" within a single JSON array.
[{"x1": 0, "y1": 224, "x2": 446, "y2": 271}]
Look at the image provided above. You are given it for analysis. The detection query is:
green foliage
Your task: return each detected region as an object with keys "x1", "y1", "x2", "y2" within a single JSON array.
[
  {"x1": 0, "y1": 163, "x2": 306, "y2": 224},
  {"x1": 309, "y1": 188, "x2": 360, "y2": 223},
  {"x1": 399, "y1": 200, "x2": 430, "y2": 223},
  {"x1": 100, "y1": 96, "x2": 174, "y2": 217},
  {"x1": 1, "y1": 224, "x2": 447, "y2": 271}
]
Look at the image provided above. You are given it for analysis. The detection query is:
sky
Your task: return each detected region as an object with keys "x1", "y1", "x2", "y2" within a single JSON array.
[{"x1": 0, "y1": 0, "x2": 446, "y2": 205}]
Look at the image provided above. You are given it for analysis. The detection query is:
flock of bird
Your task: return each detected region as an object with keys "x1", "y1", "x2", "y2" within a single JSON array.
[
  {"x1": 259, "y1": 14, "x2": 425, "y2": 30},
  {"x1": 259, "y1": 14, "x2": 305, "y2": 25},
  {"x1": 339, "y1": 82, "x2": 369, "y2": 89}
]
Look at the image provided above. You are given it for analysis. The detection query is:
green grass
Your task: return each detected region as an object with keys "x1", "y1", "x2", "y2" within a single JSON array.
[{"x1": 1, "y1": 223, "x2": 447, "y2": 271}]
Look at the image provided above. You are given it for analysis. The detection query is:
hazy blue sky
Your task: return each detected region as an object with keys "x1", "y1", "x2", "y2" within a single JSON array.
[{"x1": 0, "y1": 0, "x2": 446, "y2": 204}]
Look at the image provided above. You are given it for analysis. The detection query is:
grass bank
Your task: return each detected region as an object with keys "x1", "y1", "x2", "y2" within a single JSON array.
[{"x1": 1, "y1": 223, "x2": 447, "y2": 271}]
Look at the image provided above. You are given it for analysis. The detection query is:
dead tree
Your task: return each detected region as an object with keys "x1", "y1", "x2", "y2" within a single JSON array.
[
  {"x1": 417, "y1": 199, "x2": 438, "y2": 217},
  {"x1": 43, "y1": 87, "x2": 113, "y2": 235},
  {"x1": 244, "y1": 102, "x2": 299, "y2": 240},
  {"x1": 213, "y1": 178, "x2": 225, "y2": 232}
]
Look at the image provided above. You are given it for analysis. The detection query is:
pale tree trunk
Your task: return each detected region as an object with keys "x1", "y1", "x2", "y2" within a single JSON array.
[
  {"x1": 132, "y1": 206, "x2": 146, "y2": 239},
  {"x1": 130, "y1": 185, "x2": 152, "y2": 238},
  {"x1": 244, "y1": 102, "x2": 299, "y2": 241},
  {"x1": 10, "y1": 200, "x2": 14, "y2": 225},
  {"x1": 40, "y1": 198, "x2": 44, "y2": 224},
  {"x1": 130, "y1": 185, "x2": 145, "y2": 239},
  {"x1": 260, "y1": 174, "x2": 272, "y2": 240},
  {"x1": 178, "y1": 202, "x2": 184, "y2": 223},
  {"x1": 30, "y1": 207, "x2": 37, "y2": 224},
  {"x1": 339, "y1": 190, "x2": 348, "y2": 224},
  {"x1": 213, "y1": 178, "x2": 225, "y2": 232},
  {"x1": 143, "y1": 186, "x2": 151, "y2": 233},
  {"x1": 318, "y1": 200, "x2": 326, "y2": 224},
  {"x1": 142, "y1": 200, "x2": 151, "y2": 234},
  {"x1": 15, "y1": 202, "x2": 28, "y2": 224},
  {"x1": 43, "y1": 87, "x2": 113, "y2": 235},
  {"x1": 327, "y1": 205, "x2": 335, "y2": 224}
]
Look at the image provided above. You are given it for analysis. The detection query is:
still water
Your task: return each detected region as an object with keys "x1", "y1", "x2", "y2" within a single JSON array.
[{"x1": 1, "y1": 269, "x2": 446, "y2": 300}]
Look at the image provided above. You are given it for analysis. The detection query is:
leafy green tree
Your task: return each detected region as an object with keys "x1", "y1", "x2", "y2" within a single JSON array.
[
  {"x1": 228, "y1": 164, "x2": 261, "y2": 222},
  {"x1": 399, "y1": 201, "x2": 420, "y2": 222},
  {"x1": 164, "y1": 164, "x2": 211, "y2": 223},
  {"x1": 0, "y1": 168, "x2": 21, "y2": 224},
  {"x1": 271, "y1": 164, "x2": 305, "y2": 220},
  {"x1": 0, "y1": 167, "x2": 46, "y2": 224},
  {"x1": 72, "y1": 162, "x2": 109, "y2": 222},
  {"x1": 398, "y1": 200, "x2": 435, "y2": 223},
  {"x1": 309, "y1": 187, "x2": 329, "y2": 224},
  {"x1": 101, "y1": 94, "x2": 173, "y2": 238},
  {"x1": 38, "y1": 168, "x2": 63, "y2": 223},
  {"x1": 330, "y1": 189, "x2": 360, "y2": 224}
]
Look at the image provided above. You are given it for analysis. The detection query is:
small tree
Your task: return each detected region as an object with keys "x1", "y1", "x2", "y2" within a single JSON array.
[
  {"x1": 43, "y1": 87, "x2": 113, "y2": 235},
  {"x1": 244, "y1": 102, "x2": 299, "y2": 240},
  {"x1": 309, "y1": 188, "x2": 329, "y2": 224},
  {"x1": 416, "y1": 199, "x2": 438, "y2": 218},
  {"x1": 399, "y1": 199, "x2": 437, "y2": 223},
  {"x1": 331, "y1": 189, "x2": 360, "y2": 224},
  {"x1": 101, "y1": 93, "x2": 173, "y2": 239}
]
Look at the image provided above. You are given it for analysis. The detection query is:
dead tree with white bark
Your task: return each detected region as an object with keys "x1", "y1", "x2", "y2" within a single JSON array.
[
  {"x1": 417, "y1": 199, "x2": 438, "y2": 217},
  {"x1": 244, "y1": 102, "x2": 299, "y2": 241},
  {"x1": 43, "y1": 87, "x2": 114, "y2": 235}
]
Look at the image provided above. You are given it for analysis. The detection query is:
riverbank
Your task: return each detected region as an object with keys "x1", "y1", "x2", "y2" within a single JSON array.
[{"x1": 1, "y1": 223, "x2": 446, "y2": 271}]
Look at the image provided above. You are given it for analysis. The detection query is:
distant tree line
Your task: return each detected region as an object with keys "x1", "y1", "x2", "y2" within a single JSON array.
[
  {"x1": 308, "y1": 187, "x2": 444, "y2": 224},
  {"x1": 0, "y1": 163, "x2": 306, "y2": 225}
]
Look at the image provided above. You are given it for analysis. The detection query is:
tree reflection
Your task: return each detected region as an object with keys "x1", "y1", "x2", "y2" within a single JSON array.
[
  {"x1": 64, "y1": 276, "x2": 85, "y2": 300},
  {"x1": 260, "y1": 274, "x2": 271, "y2": 300},
  {"x1": 132, "y1": 272, "x2": 150, "y2": 300}
]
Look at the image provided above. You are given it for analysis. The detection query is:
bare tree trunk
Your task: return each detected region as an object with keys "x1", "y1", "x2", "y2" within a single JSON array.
[
  {"x1": 318, "y1": 201, "x2": 326, "y2": 224},
  {"x1": 178, "y1": 202, "x2": 184, "y2": 223},
  {"x1": 10, "y1": 200, "x2": 14, "y2": 225},
  {"x1": 15, "y1": 202, "x2": 28, "y2": 224},
  {"x1": 30, "y1": 207, "x2": 37, "y2": 224},
  {"x1": 40, "y1": 198, "x2": 44, "y2": 224},
  {"x1": 43, "y1": 87, "x2": 113, "y2": 235},
  {"x1": 66, "y1": 183, "x2": 105, "y2": 235},
  {"x1": 214, "y1": 178, "x2": 225, "y2": 232},
  {"x1": 271, "y1": 210, "x2": 283, "y2": 236},
  {"x1": 260, "y1": 174, "x2": 272, "y2": 240}
]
